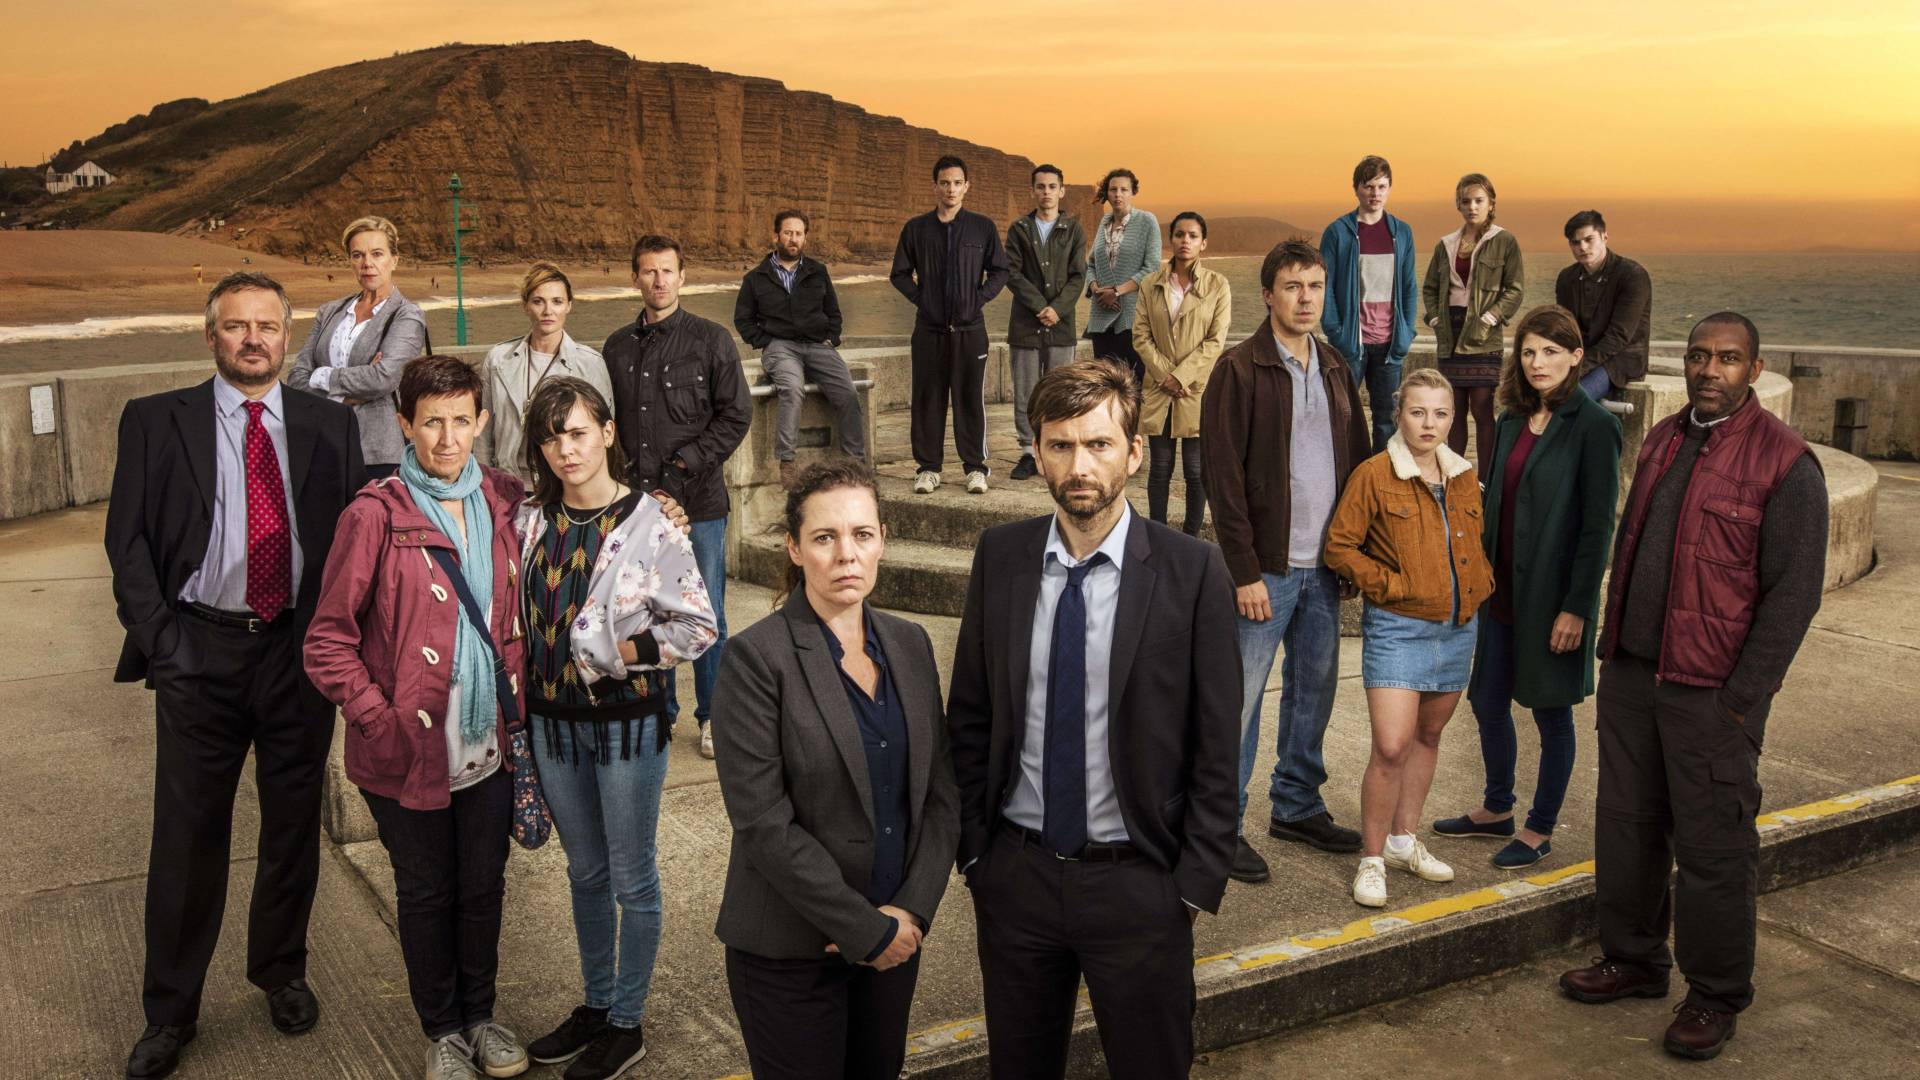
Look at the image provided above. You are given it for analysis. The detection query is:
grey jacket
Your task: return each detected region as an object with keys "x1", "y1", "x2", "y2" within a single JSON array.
[
  {"x1": 476, "y1": 332, "x2": 614, "y2": 486},
  {"x1": 712, "y1": 597, "x2": 961, "y2": 961},
  {"x1": 1085, "y1": 208, "x2": 1162, "y2": 334},
  {"x1": 288, "y1": 289, "x2": 429, "y2": 465}
]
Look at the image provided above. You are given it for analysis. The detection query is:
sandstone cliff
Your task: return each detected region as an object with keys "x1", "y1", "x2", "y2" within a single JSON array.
[{"x1": 42, "y1": 41, "x2": 1094, "y2": 264}]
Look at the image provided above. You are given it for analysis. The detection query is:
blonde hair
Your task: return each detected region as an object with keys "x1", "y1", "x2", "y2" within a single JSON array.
[
  {"x1": 341, "y1": 216, "x2": 399, "y2": 254},
  {"x1": 1394, "y1": 367, "x2": 1455, "y2": 413},
  {"x1": 520, "y1": 260, "x2": 573, "y2": 304}
]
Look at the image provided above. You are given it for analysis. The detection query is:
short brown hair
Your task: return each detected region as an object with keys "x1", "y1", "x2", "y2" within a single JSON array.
[
  {"x1": 523, "y1": 377, "x2": 628, "y2": 507},
  {"x1": 772, "y1": 208, "x2": 809, "y2": 233},
  {"x1": 1259, "y1": 238, "x2": 1326, "y2": 291},
  {"x1": 1027, "y1": 360, "x2": 1139, "y2": 442},
  {"x1": 519, "y1": 260, "x2": 573, "y2": 304},
  {"x1": 398, "y1": 354, "x2": 483, "y2": 421},
  {"x1": 774, "y1": 457, "x2": 881, "y2": 609},
  {"x1": 630, "y1": 234, "x2": 684, "y2": 273},
  {"x1": 203, "y1": 271, "x2": 292, "y2": 331},
  {"x1": 1352, "y1": 155, "x2": 1392, "y2": 189},
  {"x1": 1498, "y1": 305, "x2": 1584, "y2": 415}
]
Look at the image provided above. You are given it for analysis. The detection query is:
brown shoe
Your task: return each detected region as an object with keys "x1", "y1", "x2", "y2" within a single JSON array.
[
  {"x1": 1558, "y1": 957, "x2": 1670, "y2": 1003},
  {"x1": 1664, "y1": 1003, "x2": 1736, "y2": 1060},
  {"x1": 779, "y1": 459, "x2": 799, "y2": 491}
]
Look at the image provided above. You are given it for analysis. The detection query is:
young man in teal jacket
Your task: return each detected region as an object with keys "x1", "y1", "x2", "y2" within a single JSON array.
[{"x1": 1319, "y1": 155, "x2": 1418, "y2": 452}]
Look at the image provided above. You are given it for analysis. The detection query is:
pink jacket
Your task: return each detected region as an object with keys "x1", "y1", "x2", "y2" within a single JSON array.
[{"x1": 305, "y1": 466, "x2": 529, "y2": 811}]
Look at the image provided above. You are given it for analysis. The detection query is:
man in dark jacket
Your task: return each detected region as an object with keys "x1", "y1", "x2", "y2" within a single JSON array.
[
  {"x1": 604, "y1": 235, "x2": 751, "y2": 756},
  {"x1": 1556, "y1": 209, "x2": 1652, "y2": 401},
  {"x1": 1562, "y1": 312, "x2": 1826, "y2": 1061},
  {"x1": 732, "y1": 208, "x2": 864, "y2": 488},
  {"x1": 1200, "y1": 240, "x2": 1371, "y2": 885},
  {"x1": 1004, "y1": 164, "x2": 1087, "y2": 480},
  {"x1": 890, "y1": 154, "x2": 1011, "y2": 495}
]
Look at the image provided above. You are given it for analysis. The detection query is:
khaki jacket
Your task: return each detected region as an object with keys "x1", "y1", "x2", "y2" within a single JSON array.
[
  {"x1": 1323, "y1": 433, "x2": 1494, "y2": 625},
  {"x1": 1134, "y1": 261, "x2": 1232, "y2": 438},
  {"x1": 1421, "y1": 225, "x2": 1524, "y2": 358}
]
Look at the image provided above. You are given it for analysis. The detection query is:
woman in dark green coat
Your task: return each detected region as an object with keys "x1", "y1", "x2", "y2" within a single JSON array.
[{"x1": 1433, "y1": 305, "x2": 1621, "y2": 870}]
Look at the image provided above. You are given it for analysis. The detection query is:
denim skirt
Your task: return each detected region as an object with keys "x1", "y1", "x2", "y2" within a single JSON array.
[{"x1": 1361, "y1": 602, "x2": 1478, "y2": 692}]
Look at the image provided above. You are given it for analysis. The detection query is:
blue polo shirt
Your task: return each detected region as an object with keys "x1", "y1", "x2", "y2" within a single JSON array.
[{"x1": 820, "y1": 609, "x2": 911, "y2": 906}]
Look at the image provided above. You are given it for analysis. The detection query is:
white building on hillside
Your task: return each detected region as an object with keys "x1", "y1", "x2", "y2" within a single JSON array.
[{"x1": 44, "y1": 161, "x2": 115, "y2": 194}]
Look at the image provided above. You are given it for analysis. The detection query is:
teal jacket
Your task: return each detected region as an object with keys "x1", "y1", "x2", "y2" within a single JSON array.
[{"x1": 1319, "y1": 211, "x2": 1418, "y2": 363}]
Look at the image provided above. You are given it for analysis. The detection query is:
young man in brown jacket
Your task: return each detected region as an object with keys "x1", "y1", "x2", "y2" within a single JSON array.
[{"x1": 1200, "y1": 240, "x2": 1371, "y2": 884}]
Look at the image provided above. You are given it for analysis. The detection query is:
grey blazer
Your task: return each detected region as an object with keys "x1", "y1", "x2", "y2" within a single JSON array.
[
  {"x1": 288, "y1": 289, "x2": 429, "y2": 466},
  {"x1": 712, "y1": 596, "x2": 961, "y2": 961}
]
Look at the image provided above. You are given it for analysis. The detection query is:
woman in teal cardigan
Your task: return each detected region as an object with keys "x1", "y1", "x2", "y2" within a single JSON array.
[{"x1": 1434, "y1": 305, "x2": 1621, "y2": 870}]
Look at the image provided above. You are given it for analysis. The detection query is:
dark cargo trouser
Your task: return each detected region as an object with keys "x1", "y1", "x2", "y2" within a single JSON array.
[{"x1": 1593, "y1": 653, "x2": 1769, "y2": 1014}]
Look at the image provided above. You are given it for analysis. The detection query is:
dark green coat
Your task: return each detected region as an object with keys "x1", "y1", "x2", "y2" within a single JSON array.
[
  {"x1": 1004, "y1": 212, "x2": 1087, "y2": 349},
  {"x1": 1472, "y1": 388, "x2": 1622, "y2": 707}
]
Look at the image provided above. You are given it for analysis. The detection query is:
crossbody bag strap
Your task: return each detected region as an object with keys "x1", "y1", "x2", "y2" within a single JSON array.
[{"x1": 425, "y1": 544, "x2": 519, "y2": 729}]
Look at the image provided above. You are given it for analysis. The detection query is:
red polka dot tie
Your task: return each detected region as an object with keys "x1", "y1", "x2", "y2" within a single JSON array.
[{"x1": 243, "y1": 400, "x2": 292, "y2": 619}]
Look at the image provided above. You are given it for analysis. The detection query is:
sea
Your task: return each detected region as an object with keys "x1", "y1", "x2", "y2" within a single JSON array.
[{"x1": 1, "y1": 252, "x2": 1913, "y2": 376}]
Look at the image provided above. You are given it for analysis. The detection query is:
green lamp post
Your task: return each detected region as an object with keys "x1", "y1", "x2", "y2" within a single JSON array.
[{"x1": 449, "y1": 173, "x2": 479, "y2": 345}]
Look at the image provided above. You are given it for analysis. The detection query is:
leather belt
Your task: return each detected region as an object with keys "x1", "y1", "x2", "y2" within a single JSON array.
[
  {"x1": 179, "y1": 602, "x2": 292, "y2": 634},
  {"x1": 999, "y1": 819, "x2": 1140, "y2": 862}
]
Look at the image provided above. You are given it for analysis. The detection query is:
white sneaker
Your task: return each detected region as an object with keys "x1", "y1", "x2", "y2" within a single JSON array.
[
  {"x1": 465, "y1": 1022, "x2": 528, "y2": 1078},
  {"x1": 966, "y1": 471, "x2": 989, "y2": 495},
  {"x1": 698, "y1": 725, "x2": 715, "y2": 760},
  {"x1": 427, "y1": 1034, "x2": 483, "y2": 1080},
  {"x1": 1384, "y1": 839, "x2": 1455, "y2": 882},
  {"x1": 913, "y1": 471, "x2": 941, "y2": 494},
  {"x1": 1353, "y1": 857, "x2": 1389, "y2": 908}
]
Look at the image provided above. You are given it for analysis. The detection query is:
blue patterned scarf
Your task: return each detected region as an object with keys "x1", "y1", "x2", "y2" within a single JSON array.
[{"x1": 399, "y1": 447, "x2": 497, "y2": 746}]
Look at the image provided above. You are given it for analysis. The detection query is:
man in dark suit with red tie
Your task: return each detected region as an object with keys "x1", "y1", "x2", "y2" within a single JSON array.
[
  {"x1": 947, "y1": 360, "x2": 1242, "y2": 1079},
  {"x1": 106, "y1": 272, "x2": 364, "y2": 1079}
]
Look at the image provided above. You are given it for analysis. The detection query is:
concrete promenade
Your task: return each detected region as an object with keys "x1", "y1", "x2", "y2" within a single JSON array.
[{"x1": 1, "y1": 446, "x2": 1915, "y2": 1075}]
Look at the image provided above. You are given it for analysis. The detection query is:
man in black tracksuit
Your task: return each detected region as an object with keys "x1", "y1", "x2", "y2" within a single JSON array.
[{"x1": 889, "y1": 154, "x2": 1010, "y2": 493}]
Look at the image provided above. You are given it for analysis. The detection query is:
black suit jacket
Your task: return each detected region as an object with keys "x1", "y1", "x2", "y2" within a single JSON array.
[
  {"x1": 947, "y1": 512, "x2": 1243, "y2": 913},
  {"x1": 105, "y1": 377, "x2": 363, "y2": 684}
]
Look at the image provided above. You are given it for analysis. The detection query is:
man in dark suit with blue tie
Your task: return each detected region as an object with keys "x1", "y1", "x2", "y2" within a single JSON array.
[{"x1": 948, "y1": 360, "x2": 1242, "y2": 1079}]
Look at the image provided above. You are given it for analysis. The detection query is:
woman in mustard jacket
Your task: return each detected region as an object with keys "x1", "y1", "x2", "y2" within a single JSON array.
[{"x1": 1324, "y1": 367, "x2": 1494, "y2": 909}]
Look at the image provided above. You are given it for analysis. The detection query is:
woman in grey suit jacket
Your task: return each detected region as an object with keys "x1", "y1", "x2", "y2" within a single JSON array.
[
  {"x1": 712, "y1": 458, "x2": 960, "y2": 1080},
  {"x1": 288, "y1": 215, "x2": 429, "y2": 479}
]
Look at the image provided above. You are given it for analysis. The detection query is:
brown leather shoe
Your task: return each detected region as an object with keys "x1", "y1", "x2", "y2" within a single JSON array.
[
  {"x1": 1558, "y1": 957, "x2": 1670, "y2": 1003},
  {"x1": 1664, "y1": 1003, "x2": 1737, "y2": 1059},
  {"x1": 779, "y1": 459, "x2": 799, "y2": 491}
]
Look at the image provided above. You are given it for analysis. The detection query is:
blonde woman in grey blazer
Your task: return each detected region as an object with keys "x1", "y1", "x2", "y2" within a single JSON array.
[
  {"x1": 476, "y1": 262, "x2": 615, "y2": 489},
  {"x1": 288, "y1": 215, "x2": 428, "y2": 478},
  {"x1": 712, "y1": 458, "x2": 960, "y2": 1080},
  {"x1": 1085, "y1": 168, "x2": 1162, "y2": 387}
]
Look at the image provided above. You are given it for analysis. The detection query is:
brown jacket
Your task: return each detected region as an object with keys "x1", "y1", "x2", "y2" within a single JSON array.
[
  {"x1": 1324, "y1": 434, "x2": 1494, "y2": 624},
  {"x1": 1199, "y1": 329, "x2": 1371, "y2": 586}
]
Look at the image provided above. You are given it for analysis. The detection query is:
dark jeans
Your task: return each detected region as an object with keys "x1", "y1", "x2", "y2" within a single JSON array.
[
  {"x1": 1594, "y1": 654, "x2": 1769, "y2": 1014},
  {"x1": 1468, "y1": 616, "x2": 1577, "y2": 835},
  {"x1": 1579, "y1": 364, "x2": 1614, "y2": 401},
  {"x1": 665, "y1": 516, "x2": 728, "y2": 728},
  {"x1": 1087, "y1": 329, "x2": 1144, "y2": 394},
  {"x1": 142, "y1": 614, "x2": 334, "y2": 1026},
  {"x1": 971, "y1": 824, "x2": 1195, "y2": 1079},
  {"x1": 1146, "y1": 435, "x2": 1204, "y2": 535},
  {"x1": 910, "y1": 323, "x2": 990, "y2": 474},
  {"x1": 1354, "y1": 342, "x2": 1403, "y2": 453},
  {"x1": 362, "y1": 768, "x2": 513, "y2": 1038},
  {"x1": 725, "y1": 947, "x2": 921, "y2": 1080}
]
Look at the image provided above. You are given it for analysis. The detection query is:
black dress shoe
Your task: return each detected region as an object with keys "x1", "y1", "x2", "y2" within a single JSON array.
[
  {"x1": 1268, "y1": 810, "x2": 1362, "y2": 853},
  {"x1": 265, "y1": 978, "x2": 319, "y2": 1034},
  {"x1": 126, "y1": 1023, "x2": 195, "y2": 1079},
  {"x1": 1229, "y1": 836, "x2": 1271, "y2": 883}
]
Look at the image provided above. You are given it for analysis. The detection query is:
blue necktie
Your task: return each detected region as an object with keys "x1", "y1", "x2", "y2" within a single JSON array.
[{"x1": 1044, "y1": 552, "x2": 1107, "y2": 857}]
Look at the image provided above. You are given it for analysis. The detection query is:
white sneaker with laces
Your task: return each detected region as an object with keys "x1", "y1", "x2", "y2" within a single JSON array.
[
  {"x1": 966, "y1": 471, "x2": 989, "y2": 494},
  {"x1": 465, "y1": 1022, "x2": 528, "y2": 1078},
  {"x1": 913, "y1": 471, "x2": 941, "y2": 494},
  {"x1": 1353, "y1": 857, "x2": 1389, "y2": 908},
  {"x1": 699, "y1": 725, "x2": 715, "y2": 760},
  {"x1": 427, "y1": 1034, "x2": 483, "y2": 1080},
  {"x1": 1384, "y1": 839, "x2": 1455, "y2": 882}
]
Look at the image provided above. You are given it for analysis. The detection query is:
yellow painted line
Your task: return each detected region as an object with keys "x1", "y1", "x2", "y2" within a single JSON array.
[{"x1": 841, "y1": 773, "x2": 1920, "y2": 1074}]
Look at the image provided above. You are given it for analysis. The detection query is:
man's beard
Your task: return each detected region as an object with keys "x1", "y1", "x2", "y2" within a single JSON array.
[
  {"x1": 781, "y1": 243, "x2": 804, "y2": 259},
  {"x1": 1047, "y1": 473, "x2": 1124, "y2": 522},
  {"x1": 215, "y1": 344, "x2": 281, "y2": 389}
]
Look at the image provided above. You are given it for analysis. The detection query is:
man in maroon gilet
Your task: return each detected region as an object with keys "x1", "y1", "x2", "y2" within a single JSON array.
[{"x1": 1559, "y1": 312, "x2": 1827, "y2": 1061}]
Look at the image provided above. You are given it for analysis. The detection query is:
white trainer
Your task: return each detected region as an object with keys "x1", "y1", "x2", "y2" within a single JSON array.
[
  {"x1": 426, "y1": 1034, "x2": 482, "y2": 1080},
  {"x1": 466, "y1": 1022, "x2": 529, "y2": 1078},
  {"x1": 698, "y1": 725, "x2": 715, "y2": 760},
  {"x1": 966, "y1": 471, "x2": 989, "y2": 494},
  {"x1": 1384, "y1": 839, "x2": 1455, "y2": 882},
  {"x1": 1353, "y1": 857, "x2": 1389, "y2": 908},
  {"x1": 913, "y1": 471, "x2": 941, "y2": 494}
]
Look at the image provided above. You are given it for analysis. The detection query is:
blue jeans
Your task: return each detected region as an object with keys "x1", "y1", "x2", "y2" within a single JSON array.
[
  {"x1": 1579, "y1": 365, "x2": 1613, "y2": 401},
  {"x1": 1467, "y1": 617, "x2": 1577, "y2": 835},
  {"x1": 1236, "y1": 567, "x2": 1343, "y2": 825},
  {"x1": 668, "y1": 516, "x2": 729, "y2": 728},
  {"x1": 532, "y1": 713, "x2": 670, "y2": 1028},
  {"x1": 1353, "y1": 343, "x2": 1403, "y2": 454}
]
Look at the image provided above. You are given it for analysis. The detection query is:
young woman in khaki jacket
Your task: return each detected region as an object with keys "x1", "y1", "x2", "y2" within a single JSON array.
[{"x1": 1323, "y1": 368, "x2": 1495, "y2": 908}]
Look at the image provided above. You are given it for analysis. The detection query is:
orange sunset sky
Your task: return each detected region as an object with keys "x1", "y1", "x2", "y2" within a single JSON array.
[{"x1": 4, "y1": 1, "x2": 1917, "y2": 249}]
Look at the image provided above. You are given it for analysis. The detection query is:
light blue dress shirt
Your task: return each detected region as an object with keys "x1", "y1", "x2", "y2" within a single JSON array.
[
  {"x1": 1275, "y1": 333, "x2": 1337, "y2": 568},
  {"x1": 1004, "y1": 503, "x2": 1133, "y2": 843},
  {"x1": 178, "y1": 376, "x2": 304, "y2": 611}
]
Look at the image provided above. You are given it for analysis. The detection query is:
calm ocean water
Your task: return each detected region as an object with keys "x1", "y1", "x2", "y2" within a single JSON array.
[{"x1": 2, "y1": 251, "x2": 1912, "y2": 376}]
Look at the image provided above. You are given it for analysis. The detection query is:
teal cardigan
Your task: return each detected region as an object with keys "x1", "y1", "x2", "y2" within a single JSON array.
[{"x1": 1085, "y1": 209, "x2": 1161, "y2": 334}]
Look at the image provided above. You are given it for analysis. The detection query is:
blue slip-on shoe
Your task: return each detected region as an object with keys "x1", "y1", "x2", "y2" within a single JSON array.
[
  {"x1": 1492, "y1": 837, "x2": 1552, "y2": 870},
  {"x1": 1432, "y1": 813, "x2": 1515, "y2": 839}
]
